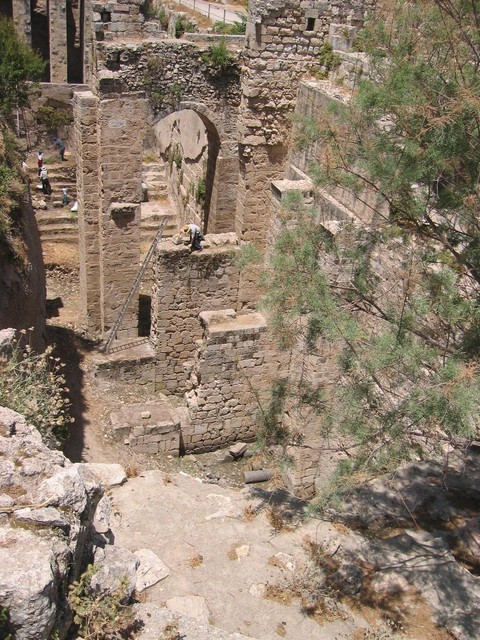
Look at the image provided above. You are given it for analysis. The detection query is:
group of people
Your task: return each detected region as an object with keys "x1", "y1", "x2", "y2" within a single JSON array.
[{"x1": 35, "y1": 136, "x2": 67, "y2": 198}]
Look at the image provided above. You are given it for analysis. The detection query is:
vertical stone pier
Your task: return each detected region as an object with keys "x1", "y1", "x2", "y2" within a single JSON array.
[
  {"x1": 73, "y1": 89, "x2": 147, "y2": 339},
  {"x1": 48, "y1": 0, "x2": 68, "y2": 83},
  {"x1": 12, "y1": 0, "x2": 31, "y2": 43},
  {"x1": 74, "y1": 90, "x2": 102, "y2": 334},
  {"x1": 98, "y1": 95, "x2": 147, "y2": 339}
]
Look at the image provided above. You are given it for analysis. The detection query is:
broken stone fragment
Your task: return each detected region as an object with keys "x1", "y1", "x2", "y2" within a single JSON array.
[
  {"x1": 134, "y1": 548, "x2": 170, "y2": 592},
  {"x1": 93, "y1": 494, "x2": 112, "y2": 534},
  {"x1": 83, "y1": 462, "x2": 127, "y2": 487},
  {"x1": 92, "y1": 545, "x2": 139, "y2": 600},
  {"x1": 229, "y1": 442, "x2": 248, "y2": 459},
  {"x1": 13, "y1": 506, "x2": 69, "y2": 532},
  {"x1": 141, "y1": 411, "x2": 151, "y2": 419}
]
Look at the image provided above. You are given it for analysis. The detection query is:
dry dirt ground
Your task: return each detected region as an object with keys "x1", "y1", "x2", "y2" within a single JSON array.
[{"x1": 44, "y1": 244, "x2": 454, "y2": 640}]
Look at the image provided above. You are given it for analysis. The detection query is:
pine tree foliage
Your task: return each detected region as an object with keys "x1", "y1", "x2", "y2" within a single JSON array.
[{"x1": 262, "y1": 0, "x2": 480, "y2": 490}]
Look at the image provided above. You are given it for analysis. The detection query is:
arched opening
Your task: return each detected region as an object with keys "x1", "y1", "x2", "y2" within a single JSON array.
[{"x1": 149, "y1": 108, "x2": 220, "y2": 233}]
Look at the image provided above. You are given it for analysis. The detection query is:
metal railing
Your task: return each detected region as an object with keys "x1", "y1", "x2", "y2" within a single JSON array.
[{"x1": 175, "y1": 0, "x2": 245, "y2": 25}]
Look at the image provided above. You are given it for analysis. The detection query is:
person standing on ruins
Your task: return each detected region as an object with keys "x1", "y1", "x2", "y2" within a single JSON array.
[
  {"x1": 53, "y1": 136, "x2": 66, "y2": 161},
  {"x1": 183, "y1": 223, "x2": 204, "y2": 252},
  {"x1": 37, "y1": 151, "x2": 43, "y2": 176},
  {"x1": 40, "y1": 166, "x2": 52, "y2": 195}
]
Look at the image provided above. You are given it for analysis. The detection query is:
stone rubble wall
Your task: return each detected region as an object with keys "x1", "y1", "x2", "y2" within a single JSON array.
[
  {"x1": 184, "y1": 309, "x2": 289, "y2": 453},
  {"x1": 110, "y1": 403, "x2": 180, "y2": 454},
  {"x1": 151, "y1": 235, "x2": 241, "y2": 394},
  {"x1": 94, "y1": 39, "x2": 241, "y2": 143},
  {"x1": 90, "y1": 0, "x2": 162, "y2": 43}
]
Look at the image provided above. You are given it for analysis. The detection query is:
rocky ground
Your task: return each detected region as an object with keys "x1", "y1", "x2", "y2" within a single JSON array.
[{"x1": 38, "y1": 250, "x2": 480, "y2": 640}]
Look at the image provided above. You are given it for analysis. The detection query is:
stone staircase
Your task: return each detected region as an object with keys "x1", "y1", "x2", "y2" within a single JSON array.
[
  {"x1": 30, "y1": 159, "x2": 179, "y2": 255},
  {"x1": 30, "y1": 161, "x2": 78, "y2": 245},
  {"x1": 141, "y1": 161, "x2": 178, "y2": 250}
]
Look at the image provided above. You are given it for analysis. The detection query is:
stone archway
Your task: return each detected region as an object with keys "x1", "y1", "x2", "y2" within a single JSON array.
[{"x1": 150, "y1": 101, "x2": 238, "y2": 234}]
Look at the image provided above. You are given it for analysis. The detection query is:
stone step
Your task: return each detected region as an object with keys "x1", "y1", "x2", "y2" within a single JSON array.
[
  {"x1": 36, "y1": 212, "x2": 76, "y2": 225},
  {"x1": 40, "y1": 234, "x2": 79, "y2": 244}
]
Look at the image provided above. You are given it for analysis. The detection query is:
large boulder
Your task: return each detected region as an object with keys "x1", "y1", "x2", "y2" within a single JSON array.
[{"x1": 0, "y1": 406, "x2": 104, "y2": 639}]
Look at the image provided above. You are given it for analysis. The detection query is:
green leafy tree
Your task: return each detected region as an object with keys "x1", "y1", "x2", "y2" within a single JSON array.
[
  {"x1": 261, "y1": 0, "x2": 480, "y2": 500},
  {"x1": 0, "y1": 17, "x2": 45, "y2": 115}
]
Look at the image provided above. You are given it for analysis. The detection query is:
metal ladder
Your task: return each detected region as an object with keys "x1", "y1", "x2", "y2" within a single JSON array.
[{"x1": 103, "y1": 216, "x2": 168, "y2": 353}]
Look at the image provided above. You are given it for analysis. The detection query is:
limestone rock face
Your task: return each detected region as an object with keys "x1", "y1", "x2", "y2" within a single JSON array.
[{"x1": 0, "y1": 406, "x2": 104, "y2": 639}]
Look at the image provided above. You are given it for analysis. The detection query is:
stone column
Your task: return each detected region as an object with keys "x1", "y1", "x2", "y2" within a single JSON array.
[
  {"x1": 98, "y1": 95, "x2": 147, "y2": 339},
  {"x1": 48, "y1": 0, "x2": 68, "y2": 83},
  {"x1": 12, "y1": 0, "x2": 31, "y2": 43},
  {"x1": 73, "y1": 90, "x2": 102, "y2": 334},
  {"x1": 207, "y1": 142, "x2": 238, "y2": 234}
]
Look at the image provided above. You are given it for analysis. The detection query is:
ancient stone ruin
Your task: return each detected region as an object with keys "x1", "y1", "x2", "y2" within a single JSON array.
[{"x1": 2, "y1": 0, "x2": 381, "y2": 500}]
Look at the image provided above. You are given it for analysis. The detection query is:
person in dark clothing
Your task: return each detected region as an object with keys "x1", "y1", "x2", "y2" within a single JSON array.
[
  {"x1": 53, "y1": 136, "x2": 66, "y2": 161},
  {"x1": 183, "y1": 223, "x2": 204, "y2": 252}
]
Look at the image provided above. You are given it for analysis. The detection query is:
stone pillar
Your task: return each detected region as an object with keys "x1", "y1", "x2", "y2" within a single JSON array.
[
  {"x1": 12, "y1": 0, "x2": 31, "y2": 43},
  {"x1": 208, "y1": 143, "x2": 238, "y2": 234},
  {"x1": 73, "y1": 90, "x2": 102, "y2": 334},
  {"x1": 98, "y1": 95, "x2": 147, "y2": 339},
  {"x1": 48, "y1": 0, "x2": 68, "y2": 83}
]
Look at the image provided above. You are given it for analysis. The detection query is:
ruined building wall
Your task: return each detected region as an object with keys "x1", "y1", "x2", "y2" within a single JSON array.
[
  {"x1": 150, "y1": 236, "x2": 241, "y2": 394},
  {"x1": 236, "y1": 0, "x2": 375, "y2": 308},
  {"x1": 74, "y1": 83, "x2": 147, "y2": 338},
  {"x1": 12, "y1": 0, "x2": 31, "y2": 43},
  {"x1": 73, "y1": 90, "x2": 102, "y2": 334},
  {"x1": 184, "y1": 310, "x2": 290, "y2": 452},
  {"x1": 154, "y1": 110, "x2": 209, "y2": 231},
  {"x1": 289, "y1": 82, "x2": 387, "y2": 228},
  {"x1": 95, "y1": 39, "x2": 242, "y2": 233}
]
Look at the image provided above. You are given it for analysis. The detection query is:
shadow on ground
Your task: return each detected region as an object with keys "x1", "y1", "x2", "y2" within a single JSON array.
[{"x1": 46, "y1": 324, "x2": 98, "y2": 462}]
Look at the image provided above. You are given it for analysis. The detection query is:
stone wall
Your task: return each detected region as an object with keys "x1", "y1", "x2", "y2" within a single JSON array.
[
  {"x1": 90, "y1": 0, "x2": 162, "y2": 43},
  {"x1": 110, "y1": 403, "x2": 180, "y2": 454},
  {"x1": 150, "y1": 235, "x2": 240, "y2": 394},
  {"x1": 183, "y1": 309, "x2": 289, "y2": 453},
  {"x1": 289, "y1": 81, "x2": 388, "y2": 227},
  {"x1": 235, "y1": 0, "x2": 376, "y2": 257},
  {"x1": 48, "y1": 0, "x2": 68, "y2": 83},
  {"x1": 73, "y1": 89, "x2": 147, "y2": 338}
]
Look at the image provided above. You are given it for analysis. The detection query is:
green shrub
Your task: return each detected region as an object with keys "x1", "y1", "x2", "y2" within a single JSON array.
[
  {"x1": 201, "y1": 38, "x2": 233, "y2": 71},
  {"x1": 36, "y1": 105, "x2": 73, "y2": 132},
  {"x1": 317, "y1": 41, "x2": 341, "y2": 77},
  {"x1": 212, "y1": 16, "x2": 246, "y2": 35},
  {"x1": 195, "y1": 176, "x2": 206, "y2": 207},
  {"x1": 68, "y1": 564, "x2": 140, "y2": 640},
  {"x1": 0, "y1": 330, "x2": 72, "y2": 447},
  {"x1": 0, "y1": 128, "x2": 26, "y2": 240},
  {"x1": 175, "y1": 14, "x2": 195, "y2": 38},
  {"x1": 0, "y1": 607, "x2": 12, "y2": 640},
  {"x1": 0, "y1": 17, "x2": 45, "y2": 114}
]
